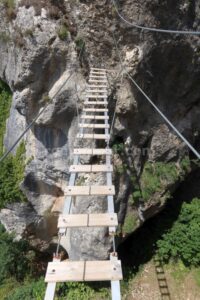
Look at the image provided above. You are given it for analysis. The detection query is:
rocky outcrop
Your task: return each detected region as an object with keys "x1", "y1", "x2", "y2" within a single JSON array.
[{"x1": 0, "y1": 0, "x2": 200, "y2": 257}]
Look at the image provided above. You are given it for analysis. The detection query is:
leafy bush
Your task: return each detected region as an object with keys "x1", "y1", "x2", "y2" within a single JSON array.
[
  {"x1": 75, "y1": 37, "x2": 85, "y2": 51},
  {"x1": 0, "y1": 80, "x2": 12, "y2": 155},
  {"x1": 55, "y1": 282, "x2": 110, "y2": 300},
  {"x1": 112, "y1": 142, "x2": 124, "y2": 155},
  {"x1": 0, "y1": 81, "x2": 26, "y2": 208},
  {"x1": 0, "y1": 142, "x2": 26, "y2": 208},
  {"x1": 57, "y1": 24, "x2": 68, "y2": 40},
  {"x1": 157, "y1": 198, "x2": 200, "y2": 266},
  {"x1": 1, "y1": 0, "x2": 16, "y2": 21},
  {"x1": 123, "y1": 213, "x2": 137, "y2": 235},
  {"x1": 141, "y1": 160, "x2": 189, "y2": 201},
  {"x1": 0, "y1": 224, "x2": 30, "y2": 283},
  {"x1": 5, "y1": 278, "x2": 45, "y2": 300}
]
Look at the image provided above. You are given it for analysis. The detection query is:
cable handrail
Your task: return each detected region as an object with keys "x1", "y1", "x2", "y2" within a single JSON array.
[
  {"x1": 111, "y1": 0, "x2": 200, "y2": 35},
  {"x1": 112, "y1": 32, "x2": 200, "y2": 159}
]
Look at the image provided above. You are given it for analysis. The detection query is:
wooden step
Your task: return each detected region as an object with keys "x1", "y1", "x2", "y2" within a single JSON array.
[
  {"x1": 93, "y1": 148, "x2": 112, "y2": 155},
  {"x1": 87, "y1": 85, "x2": 108, "y2": 88},
  {"x1": 81, "y1": 115, "x2": 109, "y2": 120},
  {"x1": 58, "y1": 213, "x2": 118, "y2": 228},
  {"x1": 86, "y1": 95, "x2": 107, "y2": 99},
  {"x1": 45, "y1": 260, "x2": 122, "y2": 282},
  {"x1": 73, "y1": 148, "x2": 112, "y2": 155},
  {"x1": 90, "y1": 185, "x2": 115, "y2": 195},
  {"x1": 83, "y1": 108, "x2": 108, "y2": 112},
  {"x1": 65, "y1": 185, "x2": 115, "y2": 196},
  {"x1": 89, "y1": 79, "x2": 107, "y2": 83},
  {"x1": 70, "y1": 164, "x2": 113, "y2": 173},
  {"x1": 77, "y1": 133, "x2": 110, "y2": 140},
  {"x1": 86, "y1": 89, "x2": 107, "y2": 93},
  {"x1": 84, "y1": 101, "x2": 108, "y2": 105},
  {"x1": 79, "y1": 123, "x2": 109, "y2": 129},
  {"x1": 90, "y1": 76, "x2": 107, "y2": 79}
]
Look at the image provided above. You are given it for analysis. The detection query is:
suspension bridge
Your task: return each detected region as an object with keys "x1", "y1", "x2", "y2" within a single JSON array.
[{"x1": 44, "y1": 67, "x2": 123, "y2": 300}]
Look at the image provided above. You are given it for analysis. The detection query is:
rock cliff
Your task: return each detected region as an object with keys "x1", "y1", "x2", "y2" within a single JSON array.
[{"x1": 0, "y1": 0, "x2": 199, "y2": 258}]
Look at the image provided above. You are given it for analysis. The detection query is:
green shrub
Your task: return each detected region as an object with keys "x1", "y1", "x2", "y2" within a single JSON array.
[
  {"x1": 112, "y1": 142, "x2": 124, "y2": 155},
  {"x1": 75, "y1": 37, "x2": 85, "y2": 50},
  {"x1": 0, "y1": 80, "x2": 12, "y2": 155},
  {"x1": 157, "y1": 198, "x2": 200, "y2": 266},
  {"x1": 55, "y1": 282, "x2": 110, "y2": 300},
  {"x1": 57, "y1": 24, "x2": 68, "y2": 40},
  {"x1": 0, "y1": 224, "x2": 30, "y2": 283},
  {"x1": 123, "y1": 213, "x2": 137, "y2": 234},
  {"x1": 1, "y1": 0, "x2": 16, "y2": 21},
  {"x1": 141, "y1": 160, "x2": 189, "y2": 201},
  {"x1": 5, "y1": 278, "x2": 45, "y2": 300},
  {"x1": 0, "y1": 141, "x2": 26, "y2": 208}
]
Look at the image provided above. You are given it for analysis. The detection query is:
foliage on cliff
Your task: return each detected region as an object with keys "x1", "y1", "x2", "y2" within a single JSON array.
[
  {"x1": 0, "y1": 77, "x2": 26, "y2": 208},
  {"x1": 0, "y1": 80, "x2": 12, "y2": 156},
  {"x1": 0, "y1": 142, "x2": 26, "y2": 208},
  {"x1": 157, "y1": 198, "x2": 200, "y2": 266}
]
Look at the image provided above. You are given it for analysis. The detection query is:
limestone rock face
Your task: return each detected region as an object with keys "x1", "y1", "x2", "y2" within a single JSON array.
[{"x1": 0, "y1": 0, "x2": 200, "y2": 257}]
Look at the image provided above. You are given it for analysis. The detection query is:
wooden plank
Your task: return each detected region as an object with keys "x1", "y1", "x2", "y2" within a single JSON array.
[
  {"x1": 86, "y1": 89, "x2": 107, "y2": 93},
  {"x1": 95, "y1": 115, "x2": 109, "y2": 120},
  {"x1": 73, "y1": 149, "x2": 93, "y2": 155},
  {"x1": 91, "y1": 165, "x2": 113, "y2": 172},
  {"x1": 93, "y1": 148, "x2": 112, "y2": 155},
  {"x1": 83, "y1": 108, "x2": 108, "y2": 112},
  {"x1": 89, "y1": 76, "x2": 107, "y2": 79},
  {"x1": 89, "y1": 79, "x2": 107, "y2": 83},
  {"x1": 58, "y1": 213, "x2": 118, "y2": 228},
  {"x1": 86, "y1": 95, "x2": 107, "y2": 99},
  {"x1": 45, "y1": 261, "x2": 84, "y2": 282},
  {"x1": 93, "y1": 134, "x2": 110, "y2": 140},
  {"x1": 79, "y1": 124, "x2": 109, "y2": 129},
  {"x1": 84, "y1": 101, "x2": 108, "y2": 105},
  {"x1": 90, "y1": 73, "x2": 106, "y2": 76},
  {"x1": 90, "y1": 72, "x2": 106, "y2": 76},
  {"x1": 89, "y1": 213, "x2": 118, "y2": 227},
  {"x1": 45, "y1": 260, "x2": 122, "y2": 282},
  {"x1": 85, "y1": 260, "x2": 122, "y2": 281},
  {"x1": 73, "y1": 148, "x2": 112, "y2": 155},
  {"x1": 66, "y1": 186, "x2": 90, "y2": 196},
  {"x1": 70, "y1": 165, "x2": 92, "y2": 173},
  {"x1": 58, "y1": 214, "x2": 88, "y2": 228},
  {"x1": 77, "y1": 133, "x2": 110, "y2": 140},
  {"x1": 81, "y1": 115, "x2": 109, "y2": 120},
  {"x1": 90, "y1": 185, "x2": 115, "y2": 195},
  {"x1": 66, "y1": 185, "x2": 115, "y2": 196},
  {"x1": 87, "y1": 85, "x2": 107, "y2": 88},
  {"x1": 70, "y1": 164, "x2": 113, "y2": 173}
]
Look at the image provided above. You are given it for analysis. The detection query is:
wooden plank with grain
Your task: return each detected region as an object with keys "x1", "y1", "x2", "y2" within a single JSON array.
[
  {"x1": 45, "y1": 261, "x2": 84, "y2": 282},
  {"x1": 58, "y1": 214, "x2": 88, "y2": 228},
  {"x1": 66, "y1": 186, "x2": 90, "y2": 196},
  {"x1": 84, "y1": 260, "x2": 122, "y2": 281},
  {"x1": 88, "y1": 213, "x2": 118, "y2": 227},
  {"x1": 90, "y1": 185, "x2": 115, "y2": 195}
]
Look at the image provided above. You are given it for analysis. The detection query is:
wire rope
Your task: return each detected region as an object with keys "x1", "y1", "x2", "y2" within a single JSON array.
[
  {"x1": 112, "y1": 0, "x2": 200, "y2": 35},
  {"x1": 112, "y1": 32, "x2": 200, "y2": 159}
]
